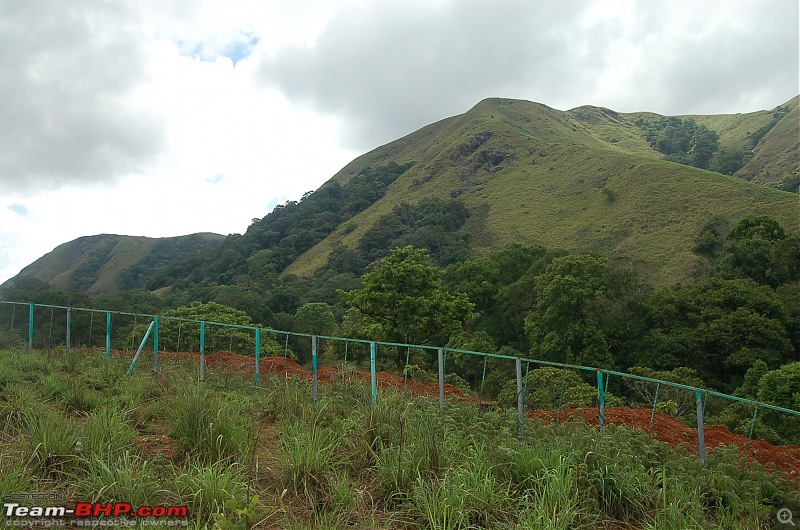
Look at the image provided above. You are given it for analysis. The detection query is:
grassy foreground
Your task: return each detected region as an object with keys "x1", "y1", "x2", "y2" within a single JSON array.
[{"x1": 0, "y1": 348, "x2": 797, "y2": 529}]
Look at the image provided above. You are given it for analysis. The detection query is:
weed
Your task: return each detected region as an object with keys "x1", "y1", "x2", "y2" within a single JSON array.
[
  {"x1": 77, "y1": 451, "x2": 163, "y2": 506},
  {"x1": 21, "y1": 409, "x2": 80, "y2": 477},
  {"x1": 172, "y1": 459, "x2": 247, "y2": 528}
]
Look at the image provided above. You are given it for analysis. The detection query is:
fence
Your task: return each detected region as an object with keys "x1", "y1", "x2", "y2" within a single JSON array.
[{"x1": 1, "y1": 300, "x2": 798, "y2": 466}]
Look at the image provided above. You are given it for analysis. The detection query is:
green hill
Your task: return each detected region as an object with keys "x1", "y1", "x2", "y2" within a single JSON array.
[
  {"x1": 2, "y1": 233, "x2": 225, "y2": 297},
  {"x1": 285, "y1": 97, "x2": 798, "y2": 285}
]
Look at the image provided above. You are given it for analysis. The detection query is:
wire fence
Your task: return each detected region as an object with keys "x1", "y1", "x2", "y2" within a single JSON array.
[{"x1": 1, "y1": 300, "x2": 798, "y2": 467}]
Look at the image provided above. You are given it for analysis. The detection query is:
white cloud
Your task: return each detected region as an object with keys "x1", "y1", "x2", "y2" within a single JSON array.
[
  {"x1": 0, "y1": 0, "x2": 164, "y2": 191},
  {"x1": 0, "y1": 0, "x2": 797, "y2": 285}
]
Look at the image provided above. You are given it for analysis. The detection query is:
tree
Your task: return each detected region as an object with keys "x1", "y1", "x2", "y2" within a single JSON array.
[
  {"x1": 624, "y1": 367, "x2": 706, "y2": 417},
  {"x1": 149, "y1": 301, "x2": 252, "y2": 353},
  {"x1": 445, "y1": 330, "x2": 498, "y2": 389},
  {"x1": 496, "y1": 366, "x2": 623, "y2": 410},
  {"x1": 443, "y1": 243, "x2": 549, "y2": 352},
  {"x1": 718, "y1": 215, "x2": 798, "y2": 287},
  {"x1": 338, "y1": 246, "x2": 473, "y2": 367},
  {"x1": 757, "y1": 362, "x2": 800, "y2": 442},
  {"x1": 524, "y1": 255, "x2": 620, "y2": 368},
  {"x1": 637, "y1": 278, "x2": 793, "y2": 391},
  {"x1": 295, "y1": 302, "x2": 338, "y2": 336}
]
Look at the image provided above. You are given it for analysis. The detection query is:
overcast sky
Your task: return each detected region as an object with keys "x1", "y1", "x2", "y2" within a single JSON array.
[{"x1": 0, "y1": 0, "x2": 797, "y2": 284}]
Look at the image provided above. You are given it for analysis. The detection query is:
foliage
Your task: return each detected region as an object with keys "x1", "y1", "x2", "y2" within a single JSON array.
[
  {"x1": 636, "y1": 116, "x2": 721, "y2": 169},
  {"x1": 339, "y1": 246, "x2": 473, "y2": 366},
  {"x1": 294, "y1": 302, "x2": 338, "y2": 336},
  {"x1": 357, "y1": 197, "x2": 472, "y2": 267},
  {"x1": 155, "y1": 301, "x2": 283, "y2": 355},
  {"x1": 624, "y1": 366, "x2": 706, "y2": 417},
  {"x1": 443, "y1": 243, "x2": 549, "y2": 352},
  {"x1": 212, "y1": 495, "x2": 268, "y2": 530},
  {"x1": 498, "y1": 366, "x2": 598, "y2": 410},
  {"x1": 444, "y1": 330, "x2": 498, "y2": 389},
  {"x1": 636, "y1": 277, "x2": 794, "y2": 392},
  {"x1": 524, "y1": 254, "x2": 633, "y2": 369},
  {"x1": 718, "y1": 215, "x2": 799, "y2": 287},
  {"x1": 756, "y1": 362, "x2": 800, "y2": 443}
]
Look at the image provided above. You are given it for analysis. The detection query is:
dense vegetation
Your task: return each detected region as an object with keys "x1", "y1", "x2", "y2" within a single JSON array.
[
  {"x1": 636, "y1": 116, "x2": 748, "y2": 174},
  {"x1": 4, "y1": 213, "x2": 798, "y2": 445},
  {"x1": 0, "y1": 348, "x2": 797, "y2": 529}
]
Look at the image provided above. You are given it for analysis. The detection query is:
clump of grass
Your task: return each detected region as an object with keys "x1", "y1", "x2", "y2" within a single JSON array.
[
  {"x1": 0, "y1": 453, "x2": 33, "y2": 501},
  {"x1": 77, "y1": 451, "x2": 164, "y2": 506},
  {"x1": 21, "y1": 409, "x2": 80, "y2": 476},
  {"x1": 168, "y1": 384, "x2": 256, "y2": 463},
  {"x1": 79, "y1": 405, "x2": 137, "y2": 460},
  {"x1": 277, "y1": 413, "x2": 349, "y2": 504},
  {"x1": 0, "y1": 382, "x2": 49, "y2": 433},
  {"x1": 40, "y1": 373, "x2": 100, "y2": 414},
  {"x1": 516, "y1": 457, "x2": 584, "y2": 529},
  {"x1": 410, "y1": 446, "x2": 513, "y2": 529},
  {"x1": 172, "y1": 459, "x2": 247, "y2": 528}
]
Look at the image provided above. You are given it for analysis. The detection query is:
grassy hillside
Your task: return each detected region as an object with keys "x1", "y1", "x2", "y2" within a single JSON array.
[
  {"x1": 286, "y1": 97, "x2": 798, "y2": 285},
  {"x1": 2, "y1": 233, "x2": 225, "y2": 297},
  {"x1": 733, "y1": 96, "x2": 799, "y2": 186}
]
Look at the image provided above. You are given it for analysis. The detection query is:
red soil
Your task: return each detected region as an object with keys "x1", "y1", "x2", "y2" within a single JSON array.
[
  {"x1": 118, "y1": 349, "x2": 800, "y2": 480},
  {"x1": 530, "y1": 407, "x2": 800, "y2": 481}
]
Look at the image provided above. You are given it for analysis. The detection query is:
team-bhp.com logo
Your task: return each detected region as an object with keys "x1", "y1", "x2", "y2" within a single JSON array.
[{"x1": 4, "y1": 502, "x2": 188, "y2": 527}]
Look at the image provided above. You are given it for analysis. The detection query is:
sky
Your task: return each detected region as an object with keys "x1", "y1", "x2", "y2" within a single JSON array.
[{"x1": 0, "y1": 0, "x2": 797, "y2": 284}]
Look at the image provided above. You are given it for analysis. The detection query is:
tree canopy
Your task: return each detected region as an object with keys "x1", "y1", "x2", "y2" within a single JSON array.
[{"x1": 338, "y1": 246, "x2": 473, "y2": 366}]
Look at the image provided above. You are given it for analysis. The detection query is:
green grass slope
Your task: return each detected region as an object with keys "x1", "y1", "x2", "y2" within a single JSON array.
[
  {"x1": 287, "y1": 97, "x2": 798, "y2": 285},
  {"x1": 732, "y1": 96, "x2": 799, "y2": 186}
]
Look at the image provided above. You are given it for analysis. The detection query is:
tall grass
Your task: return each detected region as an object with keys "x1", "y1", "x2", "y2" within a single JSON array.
[
  {"x1": 79, "y1": 406, "x2": 137, "y2": 460},
  {"x1": 172, "y1": 459, "x2": 247, "y2": 528},
  {"x1": 1, "y1": 347, "x2": 798, "y2": 529},
  {"x1": 77, "y1": 451, "x2": 164, "y2": 506},
  {"x1": 21, "y1": 409, "x2": 80, "y2": 476},
  {"x1": 168, "y1": 384, "x2": 256, "y2": 463}
]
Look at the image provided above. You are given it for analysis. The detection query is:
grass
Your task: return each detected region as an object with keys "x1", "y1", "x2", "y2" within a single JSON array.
[{"x1": 0, "y1": 346, "x2": 798, "y2": 529}]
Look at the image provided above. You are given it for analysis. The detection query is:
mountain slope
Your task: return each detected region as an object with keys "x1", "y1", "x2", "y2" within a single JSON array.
[
  {"x1": 2, "y1": 233, "x2": 225, "y2": 297},
  {"x1": 285, "y1": 97, "x2": 798, "y2": 285}
]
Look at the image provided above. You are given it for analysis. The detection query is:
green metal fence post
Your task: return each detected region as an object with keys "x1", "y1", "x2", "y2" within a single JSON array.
[
  {"x1": 696, "y1": 390, "x2": 706, "y2": 464},
  {"x1": 105, "y1": 312, "x2": 111, "y2": 357},
  {"x1": 516, "y1": 357, "x2": 524, "y2": 440},
  {"x1": 28, "y1": 304, "x2": 34, "y2": 350},
  {"x1": 126, "y1": 320, "x2": 155, "y2": 376},
  {"x1": 597, "y1": 370, "x2": 606, "y2": 433},
  {"x1": 153, "y1": 316, "x2": 159, "y2": 375},
  {"x1": 255, "y1": 328, "x2": 261, "y2": 387},
  {"x1": 312, "y1": 335, "x2": 318, "y2": 403},
  {"x1": 744, "y1": 405, "x2": 759, "y2": 467},
  {"x1": 370, "y1": 342, "x2": 377, "y2": 406},
  {"x1": 65, "y1": 307, "x2": 71, "y2": 353},
  {"x1": 199, "y1": 321, "x2": 206, "y2": 382},
  {"x1": 438, "y1": 347, "x2": 445, "y2": 411}
]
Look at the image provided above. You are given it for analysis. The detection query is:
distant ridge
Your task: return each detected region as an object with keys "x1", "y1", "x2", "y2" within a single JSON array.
[{"x1": 3, "y1": 233, "x2": 224, "y2": 297}]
